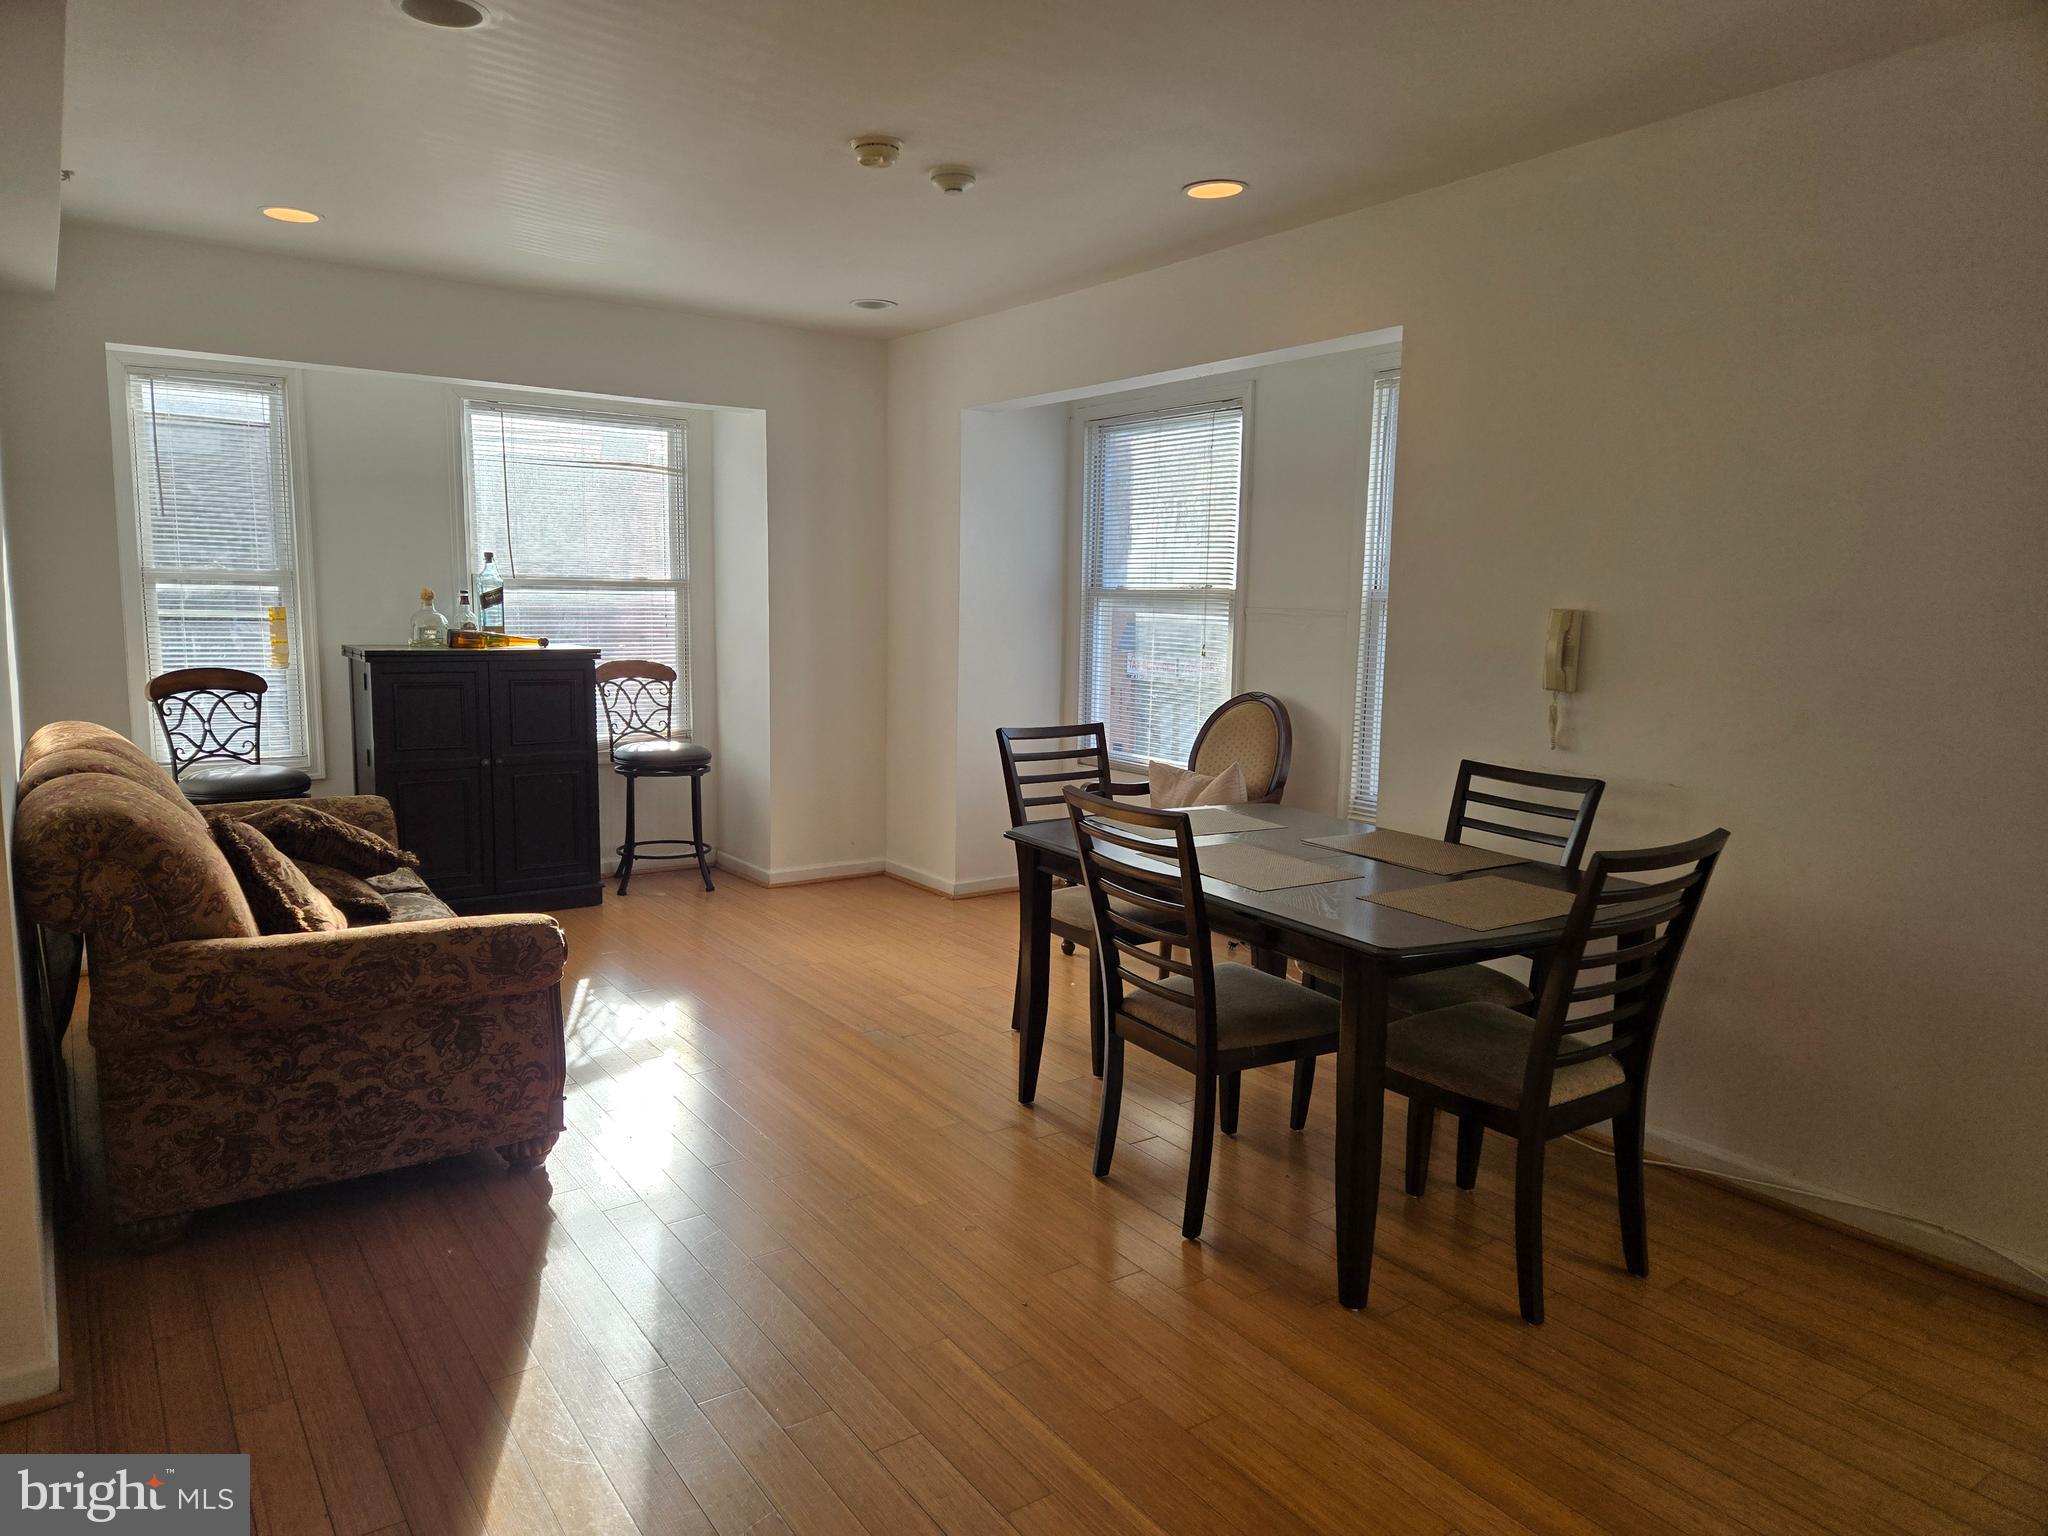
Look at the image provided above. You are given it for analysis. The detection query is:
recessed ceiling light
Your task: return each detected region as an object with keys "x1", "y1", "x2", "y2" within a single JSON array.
[
  {"x1": 399, "y1": 0, "x2": 489, "y2": 26},
  {"x1": 261, "y1": 207, "x2": 322, "y2": 223},
  {"x1": 1183, "y1": 179, "x2": 1248, "y2": 200},
  {"x1": 851, "y1": 299, "x2": 898, "y2": 311}
]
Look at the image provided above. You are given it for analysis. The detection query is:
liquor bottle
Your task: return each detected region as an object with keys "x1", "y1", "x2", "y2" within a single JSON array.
[
  {"x1": 410, "y1": 588, "x2": 448, "y2": 648},
  {"x1": 476, "y1": 553, "x2": 506, "y2": 632},
  {"x1": 455, "y1": 589, "x2": 480, "y2": 632}
]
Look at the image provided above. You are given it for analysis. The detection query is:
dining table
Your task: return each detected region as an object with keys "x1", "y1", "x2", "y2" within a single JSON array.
[{"x1": 1004, "y1": 801, "x2": 1589, "y2": 1311}]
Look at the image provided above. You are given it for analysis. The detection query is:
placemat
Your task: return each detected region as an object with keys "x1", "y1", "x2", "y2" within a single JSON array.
[
  {"x1": 1195, "y1": 842, "x2": 1360, "y2": 892},
  {"x1": 1125, "y1": 806, "x2": 1285, "y2": 839},
  {"x1": 1305, "y1": 827, "x2": 1521, "y2": 875},
  {"x1": 1362, "y1": 875, "x2": 1578, "y2": 930}
]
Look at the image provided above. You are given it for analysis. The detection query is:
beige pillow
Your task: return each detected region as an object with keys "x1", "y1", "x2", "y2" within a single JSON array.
[{"x1": 1147, "y1": 759, "x2": 1248, "y2": 809}]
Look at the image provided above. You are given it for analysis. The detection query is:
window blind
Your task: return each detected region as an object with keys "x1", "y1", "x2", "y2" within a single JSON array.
[
  {"x1": 1079, "y1": 402, "x2": 1244, "y2": 766},
  {"x1": 1347, "y1": 370, "x2": 1401, "y2": 820},
  {"x1": 463, "y1": 400, "x2": 691, "y2": 731},
  {"x1": 126, "y1": 369, "x2": 312, "y2": 764}
]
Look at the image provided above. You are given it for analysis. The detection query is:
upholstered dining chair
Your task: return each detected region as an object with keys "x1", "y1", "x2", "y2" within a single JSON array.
[
  {"x1": 1389, "y1": 828, "x2": 1728, "y2": 1322},
  {"x1": 996, "y1": 723, "x2": 1147, "y2": 1074},
  {"x1": 146, "y1": 667, "x2": 312, "y2": 805},
  {"x1": 1188, "y1": 691, "x2": 1293, "y2": 803},
  {"x1": 1065, "y1": 787, "x2": 1339, "y2": 1240},
  {"x1": 596, "y1": 659, "x2": 713, "y2": 893}
]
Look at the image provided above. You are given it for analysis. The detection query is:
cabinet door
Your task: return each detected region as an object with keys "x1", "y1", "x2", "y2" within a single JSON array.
[
  {"x1": 374, "y1": 660, "x2": 489, "y2": 767},
  {"x1": 385, "y1": 768, "x2": 492, "y2": 900},
  {"x1": 490, "y1": 759, "x2": 598, "y2": 896},
  {"x1": 490, "y1": 661, "x2": 596, "y2": 761}
]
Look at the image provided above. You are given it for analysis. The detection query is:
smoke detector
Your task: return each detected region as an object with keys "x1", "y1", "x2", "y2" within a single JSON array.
[
  {"x1": 850, "y1": 137, "x2": 904, "y2": 169},
  {"x1": 928, "y1": 166, "x2": 976, "y2": 195}
]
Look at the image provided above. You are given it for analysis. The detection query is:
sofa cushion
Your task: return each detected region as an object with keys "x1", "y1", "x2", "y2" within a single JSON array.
[
  {"x1": 211, "y1": 818, "x2": 347, "y2": 935},
  {"x1": 237, "y1": 802, "x2": 418, "y2": 876},
  {"x1": 367, "y1": 868, "x2": 457, "y2": 924},
  {"x1": 295, "y1": 861, "x2": 392, "y2": 924}
]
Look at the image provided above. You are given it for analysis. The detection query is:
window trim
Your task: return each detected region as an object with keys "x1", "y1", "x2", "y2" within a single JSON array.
[
  {"x1": 455, "y1": 389, "x2": 696, "y2": 737},
  {"x1": 1067, "y1": 382, "x2": 1254, "y2": 770},
  {"x1": 1344, "y1": 363, "x2": 1402, "y2": 822},
  {"x1": 106, "y1": 353, "x2": 325, "y2": 777}
]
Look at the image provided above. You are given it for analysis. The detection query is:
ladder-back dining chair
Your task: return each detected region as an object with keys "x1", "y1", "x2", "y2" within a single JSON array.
[
  {"x1": 1390, "y1": 828, "x2": 1729, "y2": 1322},
  {"x1": 1065, "y1": 787, "x2": 1339, "y2": 1239},
  {"x1": 146, "y1": 667, "x2": 312, "y2": 805},
  {"x1": 1188, "y1": 692, "x2": 1293, "y2": 803},
  {"x1": 597, "y1": 660, "x2": 713, "y2": 893}
]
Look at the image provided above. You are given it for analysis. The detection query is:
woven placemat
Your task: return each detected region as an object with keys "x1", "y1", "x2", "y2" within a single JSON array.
[
  {"x1": 1305, "y1": 827, "x2": 1521, "y2": 875},
  {"x1": 1126, "y1": 806, "x2": 1285, "y2": 839},
  {"x1": 1195, "y1": 842, "x2": 1359, "y2": 892},
  {"x1": 1362, "y1": 875, "x2": 1577, "y2": 931}
]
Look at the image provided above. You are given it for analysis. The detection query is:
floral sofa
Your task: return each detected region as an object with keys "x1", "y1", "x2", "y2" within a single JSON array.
[{"x1": 12, "y1": 720, "x2": 568, "y2": 1244}]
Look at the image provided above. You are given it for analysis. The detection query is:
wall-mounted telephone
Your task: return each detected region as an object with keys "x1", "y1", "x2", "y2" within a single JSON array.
[{"x1": 1544, "y1": 608, "x2": 1585, "y2": 750}]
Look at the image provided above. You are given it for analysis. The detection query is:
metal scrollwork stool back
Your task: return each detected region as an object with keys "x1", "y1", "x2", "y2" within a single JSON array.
[
  {"x1": 146, "y1": 667, "x2": 313, "y2": 805},
  {"x1": 595, "y1": 659, "x2": 714, "y2": 894}
]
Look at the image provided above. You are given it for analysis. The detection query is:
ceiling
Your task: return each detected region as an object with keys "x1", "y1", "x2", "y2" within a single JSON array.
[{"x1": 60, "y1": 0, "x2": 2026, "y2": 334}]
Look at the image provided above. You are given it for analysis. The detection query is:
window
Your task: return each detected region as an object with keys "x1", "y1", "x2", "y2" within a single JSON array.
[
  {"x1": 125, "y1": 368, "x2": 315, "y2": 765},
  {"x1": 462, "y1": 399, "x2": 691, "y2": 731},
  {"x1": 1347, "y1": 369, "x2": 1401, "y2": 820},
  {"x1": 1078, "y1": 401, "x2": 1245, "y2": 766}
]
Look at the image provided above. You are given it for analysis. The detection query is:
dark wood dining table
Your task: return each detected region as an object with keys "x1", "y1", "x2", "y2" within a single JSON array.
[{"x1": 1005, "y1": 802, "x2": 1587, "y2": 1310}]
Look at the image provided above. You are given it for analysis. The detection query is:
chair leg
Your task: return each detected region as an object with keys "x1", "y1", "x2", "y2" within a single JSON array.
[
  {"x1": 1289, "y1": 1056, "x2": 1315, "y2": 1130},
  {"x1": 1219, "y1": 1071, "x2": 1241, "y2": 1136},
  {"x1": 1092, "y1": 1033, "x2": 1125, "y2": 1177},
  {"x1": 616, "y1": 772, "x2": 638, "y2": 894},
  {"x1": 1514, "y1": 1134, "x2": 1548, "y2": 1324},
  {"x1": 1183, "y1": 1073, "x2": 1218, "y2": 1241},
  {"x1": 1455, "y1": 1113, "x2": 1484, "y2": 1189},
  {"x1": 690, "y1": 771, "x2": 715, "y2": 891},
  {"x1": 1404, "y1": 1101, "x2": 1435, "y2": 1196},
  {"x1": 1086, "y1": 952, "x2": 1105, "y2": 1078},
  {"x1": 1614, "y1": 1104, "x2": 1650, "y2": 1277}
]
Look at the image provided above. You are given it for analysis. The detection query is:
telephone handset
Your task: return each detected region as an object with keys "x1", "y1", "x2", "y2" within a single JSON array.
[{"x1": 1544, "y1": 609, "x2": 1585, "y2": 750}]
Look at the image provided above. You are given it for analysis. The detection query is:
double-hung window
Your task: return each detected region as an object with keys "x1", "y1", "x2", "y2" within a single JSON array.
[
  {"x1": 124, "y1": 367, "x2": 315, "y2": 766},
  {"x1": 1078, "y1": 401, "x2": 1245, "y2": 766},
  {"x1": 1346, "y1": 369, "x2": 1401, "y2": 820},
  {"x1": 461, "y1": 399, "x2": 692, "y2": 731}
]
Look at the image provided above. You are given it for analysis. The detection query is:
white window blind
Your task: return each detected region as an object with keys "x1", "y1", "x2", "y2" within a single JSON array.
[
  {"x1": 463, "y1": 400, "x2": 691, "y2": 730},
  {"x1": 126, "y1": 368, "x2": 313, "y2": 764},
  {"x1": 1079, "y1": 402, "x2": 1244, "y2": 766},
  {"x1": 1347, "y1": 369, "x2": 1401, "y2": 820}
]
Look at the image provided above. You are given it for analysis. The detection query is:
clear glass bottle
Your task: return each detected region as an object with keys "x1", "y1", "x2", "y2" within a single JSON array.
[
  {"x1": 455, "y1": 588, "x2": 480, "y2": 632},
  {"x1": 410, "y1": 587, "x2": 448, "y2": 648},
  {"x1": 476, "y1": 552, "x2": 506, "y2": 632}
]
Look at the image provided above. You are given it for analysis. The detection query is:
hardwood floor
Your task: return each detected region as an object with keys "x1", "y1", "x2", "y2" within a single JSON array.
[{"x1": 8, "y1": 871, "x2": 2047, "y2": 1535}]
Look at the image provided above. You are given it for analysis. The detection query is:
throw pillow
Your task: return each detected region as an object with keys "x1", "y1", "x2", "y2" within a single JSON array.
[
  {"x1": 1147, "y1": 759, "x2": 1249, "y2": 809},
  {"x1": 210, "y1": 818, "x2": 347, "y2": 935},
  {"x1": 294, "y1": 860, "x2": 392, "y2": 924},
  {"x1": 235, "y1": 803, "x2": 419, "y2": 877}
]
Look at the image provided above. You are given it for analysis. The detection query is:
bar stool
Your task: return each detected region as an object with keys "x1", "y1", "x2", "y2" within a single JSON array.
[
  {"x1": 595, "y1": 660, "x2": 713, "y2": 894},
  {"x1": 146, "y1": 667, "x2": 313, "y2": 805}
]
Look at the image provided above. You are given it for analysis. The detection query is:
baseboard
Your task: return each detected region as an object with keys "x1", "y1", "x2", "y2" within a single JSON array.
[
  {"x1": 1633, "y1": 1125, "x2": 2048, "y2": 1303},
  {"x1": 718, "y1": 853, "x2": 886, "y2": 888},
  {"x1": 882, "y1": 861, "x2": 1018, "y2": 899}
]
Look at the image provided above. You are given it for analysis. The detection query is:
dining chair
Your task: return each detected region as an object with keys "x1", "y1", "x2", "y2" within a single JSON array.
[
  {"x1": 1188, "y1": 691, "x2": 1293, "y2": 803},
  {"x1": 1390, "y1": 828, "x2": 1729, "y2": 1322},
  {"x1": 1065, "y1": 787, "x2": 1340, "y2": 1240},
  {"x1": 597, "y1": 659, "x2": 713, "y2": 893},
  {"x1": 996, "y1": 723, "x2": 1147, "y2": 1074},
  {"x1": 146, "y1": 667, "x2": 312, "y2": 805}
]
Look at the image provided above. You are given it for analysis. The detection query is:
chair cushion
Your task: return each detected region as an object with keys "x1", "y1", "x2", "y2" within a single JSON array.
[
  {"x1": 178, "y1": 762, "x2": 313, "y2": 804},
  {"x1": 236, "y1": 803, "x2": 418, "y2": 877},
  {"x1": 210, "y1": 818, "x2": 346, "y2": 935},
  {"x1": 1121, "y1": 962, "x2": 1340, "y2": 1053},
  {"x1": 1388, "y1": 1003, "x2": 1625, "y2": 1110},
  {"x1": 1300, "y1": 960, "x2": 1533, "y2": 1018},
  {"x1": 1147, "y1": 758, "x2": 1247, "y2": 809},
  {"x1": 1050, "y1": 883, "x2": 1155, "y2": 939},
  {"x1": 614, "y1": 739, "x2": 712, "y2": 771}
]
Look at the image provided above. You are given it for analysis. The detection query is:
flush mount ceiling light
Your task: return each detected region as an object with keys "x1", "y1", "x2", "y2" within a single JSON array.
[
  {"x1": 261, "y1": 206, "x2": 322, "y2": 223},
  {"x1": 1183, "y1": 178, "x2": 1248, "y2": 200},
  {"x1": 850, "y1": 299, "x2": 898, "y2": 311},
  {"x1": 850, "y1": 137, "x2": 904, "y2": 169},
  {"x1": 399, "y1": 0, "x2": 490, "y2": 26}
]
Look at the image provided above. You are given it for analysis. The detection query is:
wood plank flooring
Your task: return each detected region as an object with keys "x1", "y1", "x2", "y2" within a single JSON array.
[{"x1": 7, "y1": 871, "x2": 2047, "y2": 1535}]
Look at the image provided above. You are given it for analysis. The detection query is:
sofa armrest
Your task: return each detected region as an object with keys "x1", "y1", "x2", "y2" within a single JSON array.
[
  {"x1": 210, "y1": 794, "x2": 400, "y2": 846},
  {"x1": 89, "y1": 914, "x2": 566, "y2": 1048}
]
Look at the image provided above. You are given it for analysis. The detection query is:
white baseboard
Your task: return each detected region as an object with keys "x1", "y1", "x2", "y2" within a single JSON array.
[
  {"x1": 719, "y1": 852, "x2": 885, "y2": 887},
  {"x1": 1640, "y1": 1125, "x2": 2047, "y2": 1300},
  {"x1": 0, "y1": 1350, "x2": 59, "y2": 1412},
  {"x1": 883, "y1": 861, "x2": 1018, "y2": 899}
]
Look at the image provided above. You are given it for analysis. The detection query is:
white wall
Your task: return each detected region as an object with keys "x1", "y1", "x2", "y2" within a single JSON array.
[
  {"x1": 0, "y1": 222, "x2": 889, "y2": 880},
  {"x1": 887, "y1": 18, "x2": 2048, "y2": 1281}
]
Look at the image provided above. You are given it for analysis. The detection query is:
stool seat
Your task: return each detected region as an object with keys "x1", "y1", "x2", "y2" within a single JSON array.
[
  {"x1": 612, "y1": 739, "x2": 712, "y2": 773},
  {"x1": 177, "y1": 762, "x2": 313, "y2": 805}
]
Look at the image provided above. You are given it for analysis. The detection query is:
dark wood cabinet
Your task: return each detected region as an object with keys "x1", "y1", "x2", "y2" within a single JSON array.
[{"x1": 345, "y1": 644, "x2": 602, "y2": 912}]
